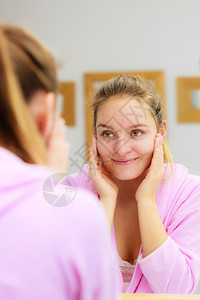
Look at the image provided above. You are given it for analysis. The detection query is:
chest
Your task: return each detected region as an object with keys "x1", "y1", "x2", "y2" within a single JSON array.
[{"x1": 114, "y1": 203, "x2": 141, "y2": 264}]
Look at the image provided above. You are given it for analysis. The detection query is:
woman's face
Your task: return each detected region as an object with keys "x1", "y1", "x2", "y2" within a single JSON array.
[{"x1": 96, "y1": 95, "x2": 158, "y2": 181}]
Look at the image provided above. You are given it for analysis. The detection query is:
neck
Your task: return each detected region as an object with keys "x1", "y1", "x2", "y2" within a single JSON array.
[{"x1": 113, "y1": 171, "x2": 147, "y2": 204}]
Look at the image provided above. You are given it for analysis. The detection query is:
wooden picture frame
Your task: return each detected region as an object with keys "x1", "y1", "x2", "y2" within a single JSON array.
[
  {"x1": 84, "y1": 71, "x2": 165, "y2": 153},
  {"x1": 177, "y1": 77, "x2": 200, "y2": 123},
  {"x1": 59, "y1": 81, "x2": 75, "y2": 126},
  {"x1": 120, "y1": 294, "x2": 200, "y2": 300}
]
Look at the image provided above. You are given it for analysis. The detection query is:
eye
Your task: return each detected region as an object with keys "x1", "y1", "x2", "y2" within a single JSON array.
[
  {"x1": 101, "y1": 131, "x2": 115, "y2": 138},
  {"x1": 130, "y1": 130, "x2": 142, "y2": 137}
]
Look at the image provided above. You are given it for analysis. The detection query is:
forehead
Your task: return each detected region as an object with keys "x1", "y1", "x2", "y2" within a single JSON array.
[{"x1": 96, "y1": 95, "x2": 155, "y2": 128}]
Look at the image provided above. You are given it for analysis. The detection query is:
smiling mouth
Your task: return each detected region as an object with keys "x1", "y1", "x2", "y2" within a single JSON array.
[{"x1": 112, "y1": 158, "x2": 138, "y2": 166}]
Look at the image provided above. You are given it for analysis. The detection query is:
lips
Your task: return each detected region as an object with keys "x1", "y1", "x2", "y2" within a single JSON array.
[{"x1": 112, "y1": 158, "x2": 138, "y2": 166}]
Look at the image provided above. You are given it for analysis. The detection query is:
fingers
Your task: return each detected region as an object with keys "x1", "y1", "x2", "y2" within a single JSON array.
[
  {"x1": 147, "y1": 133, "x2": 165, "y2": 179},
  {"x1": 154, "y1": 133, "x2": 164, "y2": 159},
  {"x1": 54, "y1": 118, "x2": 67, "y2": 137},
  {"x1": 91, "y1": 134, "x2": 100, "y2": 163},
  {"x1": 46, "y1": 117, "x2": 69, "y2": 173},
  {"x1": 92, "y1": 134, "x2": 97, "y2": 149},
  {"x1": 89, "y1": 146, "x2": 96, "y2": 168},
  {"x1": 89, "y1": 135, "x2": 99, "y2": 168},
  {"x1": 88, "y1": 146, "x2": 100, "y2": 179},
  {"x1": 53, "y1": 119, "x2": 69, "y2": 150},
  {"x1": 47, "y1": 117, "x2": 67, "y2": 148},
  {"x1": 89, "y1": 134, "x2": 105, "y2": 179}
]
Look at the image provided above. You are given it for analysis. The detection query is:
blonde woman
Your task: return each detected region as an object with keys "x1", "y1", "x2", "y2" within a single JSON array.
[
  {"x1": 68, "y1": 75, "x2": 200, "y2": 294},
  {"x1": 0, "y1": 25, "x2": 119, "y2": 300}
]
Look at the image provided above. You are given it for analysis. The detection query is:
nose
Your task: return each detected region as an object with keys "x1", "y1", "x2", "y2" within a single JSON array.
[{"x1": 113, "y1": 136, "x2": 132, "y2": 156}]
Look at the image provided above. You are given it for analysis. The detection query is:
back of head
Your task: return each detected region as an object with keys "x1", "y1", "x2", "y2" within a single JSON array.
[{"x1": 0, "y1": 24, "x2": 57, "y2": 164}]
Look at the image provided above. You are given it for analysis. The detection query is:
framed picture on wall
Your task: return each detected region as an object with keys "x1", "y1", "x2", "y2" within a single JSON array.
[
  {"x1": 84, "y1": 71, "x2": 165, "y2": 158},
  {"x1": 177, "y1": 77, "x2": 200, "y2": 123},
  {"x1": 59, "y1": 81, "x2": 76, "y2": 126}
]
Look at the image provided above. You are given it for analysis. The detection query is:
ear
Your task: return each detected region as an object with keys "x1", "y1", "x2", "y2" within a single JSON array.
[
  {"x1": 28, "y1": 91, "x2": 56, "y2": 140},
  {"x1": 160, "y1": 120, "x2": 167, "y2": 139}
]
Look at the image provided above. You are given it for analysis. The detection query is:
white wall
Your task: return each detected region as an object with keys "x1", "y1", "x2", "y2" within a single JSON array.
[
  {"x1": 0, "y1": 0, "x2": 200, "y2": 292},
  {"x1": 1, "y1": 0, "x2": 200, "y2": 175}
]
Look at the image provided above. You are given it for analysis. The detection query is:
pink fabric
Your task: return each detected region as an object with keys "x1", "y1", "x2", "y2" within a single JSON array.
[
  {"x1": 68, "y1": 163, "x2": 200, "y2": 294},
  {"x1": 0, "y1": 147, "x2": 120, "y2": 300}
]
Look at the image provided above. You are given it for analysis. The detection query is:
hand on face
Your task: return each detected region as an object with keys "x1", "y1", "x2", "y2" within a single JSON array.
[
  {"x1": 46, "y1": 116, "x2": 70, "y2": 173},
  {"x1": 135, "y1": 133, "x2": 166, "y2": 203},
  {"x1": 88, "y1": 135, "x2": 118, "y2": 201}
]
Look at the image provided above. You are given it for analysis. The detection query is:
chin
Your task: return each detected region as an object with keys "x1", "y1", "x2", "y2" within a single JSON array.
[{"x1": 110, "y1": 168, "x2": 144, "y2": 181}]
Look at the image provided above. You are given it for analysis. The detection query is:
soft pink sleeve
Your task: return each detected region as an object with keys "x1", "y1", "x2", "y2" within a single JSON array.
[
  {"x1": 0, "y1": 169, "x2": 120, "y2": 299},
  {"x1": 138, "y1": 176, "x2": 200, "y2": 294}
]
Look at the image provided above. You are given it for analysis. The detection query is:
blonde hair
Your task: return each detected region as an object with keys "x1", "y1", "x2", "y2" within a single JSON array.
[
  {"x1": 0, "y1": 24, "x2": 57, "y2": 164},
  {"x1": 92, "y1": 75, "x2": 173, "y2": 167}
]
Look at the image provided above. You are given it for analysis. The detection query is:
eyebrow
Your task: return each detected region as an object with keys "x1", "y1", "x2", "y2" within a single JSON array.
[{"x1": 97, "y1": 123, "x2": 148, "y2": 130}]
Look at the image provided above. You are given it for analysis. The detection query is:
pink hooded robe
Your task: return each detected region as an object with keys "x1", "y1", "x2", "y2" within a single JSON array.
[
  {"x1": 0, "y1": 147, "x2": 120, "y2": 300},
  {"x1": 67, "y1": 163, "x2": 200, "y2": 294}
]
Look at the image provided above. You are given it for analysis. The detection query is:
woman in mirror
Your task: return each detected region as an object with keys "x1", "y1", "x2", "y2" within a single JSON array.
[
  {"x1": 69, "y1": 75, "x2": 200, "y2": 294},
  {"x1": 0, "y1": 24, "x2": 119, "y2": 299}
]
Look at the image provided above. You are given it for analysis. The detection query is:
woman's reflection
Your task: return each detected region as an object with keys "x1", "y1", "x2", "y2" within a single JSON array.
[{"x1": 69, "y1": 75, "x2": 200, "y2": 294}]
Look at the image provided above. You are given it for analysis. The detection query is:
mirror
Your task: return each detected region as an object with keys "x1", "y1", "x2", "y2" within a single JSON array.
[
  {"x1": 177, "y1": 77, "x2": 200, "y2": 122},
  {"x1": 192, "y1": 90, "x2": 200, "y2": 109}
]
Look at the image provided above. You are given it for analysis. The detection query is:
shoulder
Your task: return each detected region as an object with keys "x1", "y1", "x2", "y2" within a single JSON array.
[
  {"x1": 40, "y1": 188, "x2": 109, "y2": 243},
  {"x1": 172, "y1": 164, "x2": 200, "y2": 192},
  {"x1": 162, "y1": 163, "x2": 200, "y2": 190},
  {"x1": 0, "y1": 148, "x2": 119, "y2": 298},
  {"x1": 0, "y1": 147, "x2": 55, "y2": 198},
  {"x1": 0, "y1": 154, "x2": 110, "y2": 263},
  {"x1": 158, "y1": 163, "x2": 200, "y2": 213},
  {"x1": 67, "y1": 163, "x2": 99, "y2": 197}
]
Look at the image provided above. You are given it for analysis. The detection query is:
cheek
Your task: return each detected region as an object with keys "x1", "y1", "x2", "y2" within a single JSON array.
[
  {"x1": 133, "y1": 138, "x2": 154, "y2": 156},
  {"x1": 97, "y1": 140, "x2": 112, "y2": 161}
]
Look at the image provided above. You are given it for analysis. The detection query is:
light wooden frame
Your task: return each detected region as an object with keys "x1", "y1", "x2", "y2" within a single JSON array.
[
  {"x1": 59, "y1": 81, "x2": 75, "y2": 126},
  {"x1": 120, "y1": 294, "x2": 200, "y2": 300},
  {"x1": 177, "y1": 77, "x2": 200, "y2": 123},
  {"x1": 84, "y1": 71, "x2": 165, "y2": 151}
]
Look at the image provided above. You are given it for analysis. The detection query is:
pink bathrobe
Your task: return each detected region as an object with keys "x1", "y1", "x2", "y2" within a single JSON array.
[
  {"x1": 0, "y1": 147, "x2": 119, "y2": 300},
  {"x1": 68, "y1": 163, "x2": 200, "y2": 294}
]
